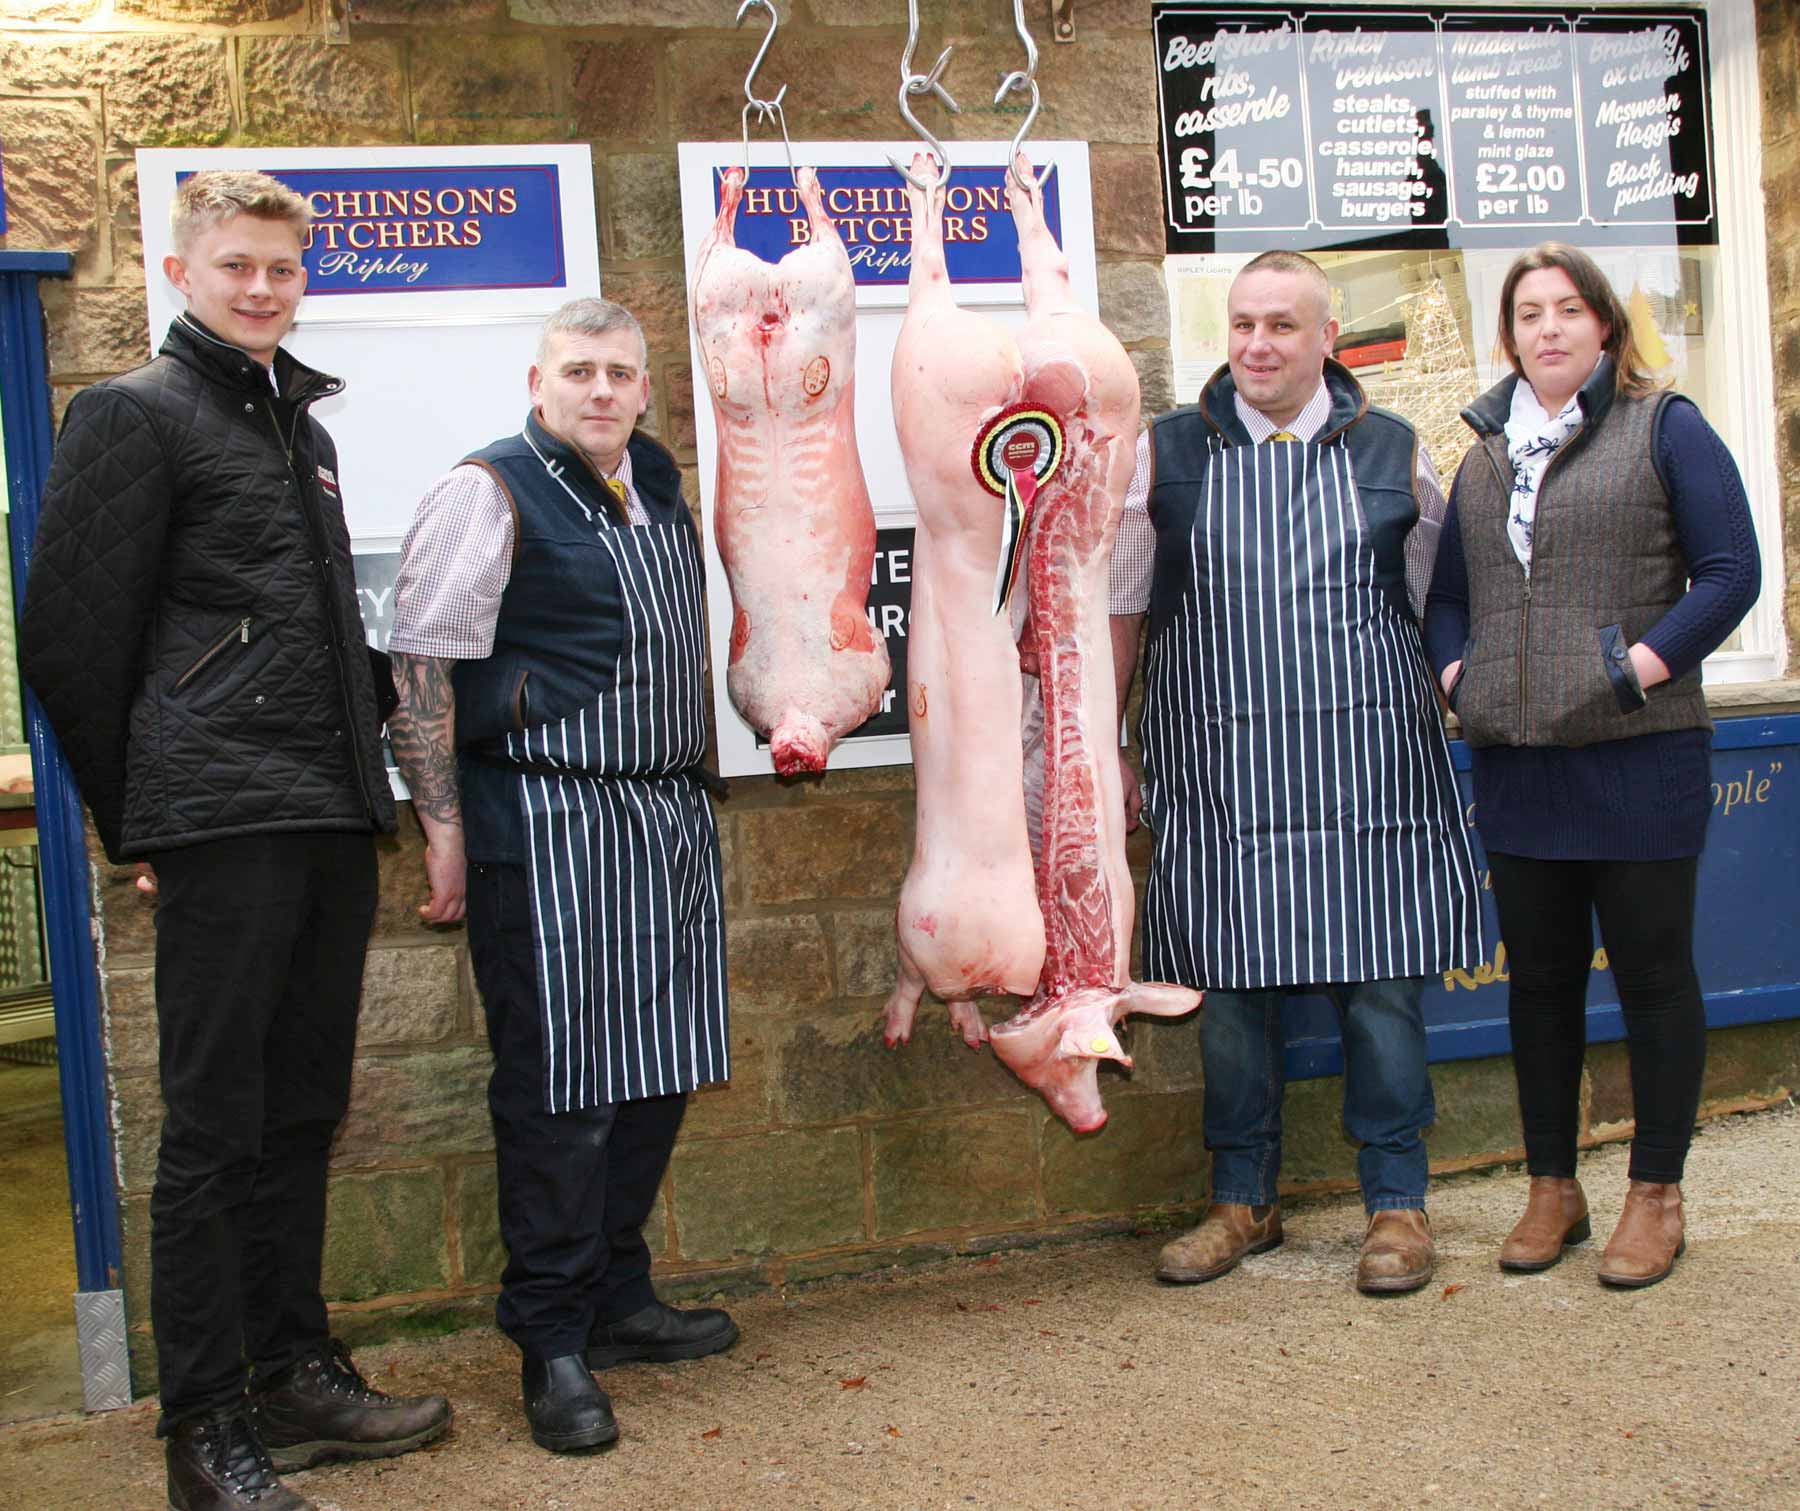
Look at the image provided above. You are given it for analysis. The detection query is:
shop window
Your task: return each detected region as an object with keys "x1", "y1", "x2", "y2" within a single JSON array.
[{"x1": 1155, "y1": 0, "x2": 1784, "y2": 681}]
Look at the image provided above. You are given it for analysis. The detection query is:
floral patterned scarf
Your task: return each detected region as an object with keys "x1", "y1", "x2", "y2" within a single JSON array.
[{"x1": 1501, "y1": 375, "x2": 1587, "y2": 576}]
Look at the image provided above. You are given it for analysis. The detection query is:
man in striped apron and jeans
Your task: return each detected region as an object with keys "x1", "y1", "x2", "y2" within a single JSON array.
[
  {"x1": 1111, "y1": 252, "x2": 1483, "y2": 1295},
  {"x1": 387, "y1": 299, "x2": 734, "y2": 1452}
]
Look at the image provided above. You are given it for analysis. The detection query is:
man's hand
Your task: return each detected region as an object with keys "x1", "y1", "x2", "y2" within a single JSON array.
[
  {"x1": 420, "y1": 828, "x2": 468, "y2": 925},
  {"x1": 134, "y1": 862, "x2": 158, "y2": 896},
  {"x1": 1119, "y1": 752, "x2": 1143, "y2": 834},
  {"x1": 388, "y1": 651, "x2": 468, "y2": 926},
  {"x1": 1439, "y1": 659, "x2": 1463, "y2": 698}
]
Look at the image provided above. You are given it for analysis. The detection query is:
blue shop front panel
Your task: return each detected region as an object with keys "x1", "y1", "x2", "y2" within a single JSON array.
[{"x1": 1283, "y1": 713, "x2": 1800, "y2": 1079}]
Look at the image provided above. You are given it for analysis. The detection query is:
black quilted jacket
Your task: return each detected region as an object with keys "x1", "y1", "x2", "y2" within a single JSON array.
[{"x1": 20, "y1": 315, "x2": 396, "y2": 863}]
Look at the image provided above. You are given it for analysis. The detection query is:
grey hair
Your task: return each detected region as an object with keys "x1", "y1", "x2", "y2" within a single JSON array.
[
  {"x1": 537, "y1": 297, "x2": 647, "y2": 369},
  {"x1": 171, "y1": 170, "x2": 311, "y2": 254}
]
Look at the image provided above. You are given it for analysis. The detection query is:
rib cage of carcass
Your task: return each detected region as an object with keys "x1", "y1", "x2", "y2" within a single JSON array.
[
  {"x1": 689, "y1": 164, "x2": 891, "y2": 774},
  {"x1": 884, "y1": 150, "x2": 1202, "y2": 1133}
]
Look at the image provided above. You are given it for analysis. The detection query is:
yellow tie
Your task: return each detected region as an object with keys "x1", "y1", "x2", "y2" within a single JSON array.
[
  {"x1": 605, "y1": 477, "x2": 628, "y2": 508},
  {"x1": 1267, "y1": 430, "x2": 1300, "y2": 443}
]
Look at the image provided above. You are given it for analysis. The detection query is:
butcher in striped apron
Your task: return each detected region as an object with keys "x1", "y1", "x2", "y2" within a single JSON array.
[
  {"x1": 1110, "y1": 253, "x2": 1482, "y2": 1296},
  {"x1": 387, "y1": 300, "x2": 733, "y2": 1455}
]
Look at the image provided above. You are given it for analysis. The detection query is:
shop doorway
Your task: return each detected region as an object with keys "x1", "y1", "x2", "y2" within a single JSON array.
[{"x1": 0, "y1": 251, "x2": 127, "y2": 1417}]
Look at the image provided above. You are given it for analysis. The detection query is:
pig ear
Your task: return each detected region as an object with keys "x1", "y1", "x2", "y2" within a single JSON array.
[
  {"x1": 1059, "y1": 1026, "x2": 1131, "y2": 1068},
  {"x1": 1113, "y1": 982, "x2": 1203, "y2": 1025}
]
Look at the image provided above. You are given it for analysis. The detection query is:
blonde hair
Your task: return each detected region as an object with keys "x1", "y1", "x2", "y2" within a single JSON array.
[{"x1": 170, "y1": 170, "x2": 310, "y2": 254}]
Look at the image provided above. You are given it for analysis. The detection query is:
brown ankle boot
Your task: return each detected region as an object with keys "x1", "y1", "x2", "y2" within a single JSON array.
[
  {"x1": 1498, "y1": 1177, "x2": 1590, "y2": 1272},
  {"x1": 1155, "y1": 1203, "x2": 1282, "y2": 1284},
  {"x1": 1597, "y1": 1181, "x2": 1685, "y2": 1288},
  {"x1": 1356, "y1": 1208, "x2": 1435, "y2": 1294}
]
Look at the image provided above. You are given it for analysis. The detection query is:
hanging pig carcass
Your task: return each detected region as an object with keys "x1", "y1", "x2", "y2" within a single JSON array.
[
  {"x1": 690, "y1": 166, "x2": 890, "y2": 773},
  {"x1": 884, "y1": 154, "x2": 1047, "y2": 1052},
  {"x1": 887, "y1": 152, "x2": 1201, "y2": 1130}
]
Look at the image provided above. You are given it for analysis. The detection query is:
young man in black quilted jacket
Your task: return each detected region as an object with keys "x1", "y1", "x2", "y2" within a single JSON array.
[{"x1": 20, "y1": 170, "x2": 449, "y2": 1511}]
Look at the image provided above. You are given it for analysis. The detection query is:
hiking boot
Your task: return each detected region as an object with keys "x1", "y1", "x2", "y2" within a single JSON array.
[
  {"x1": 251, "y1": 1338, "x2": 450, "y2": 1473},
  {"x1": 166, "y1": 1406, "x2": 312, "y2": 1511}
]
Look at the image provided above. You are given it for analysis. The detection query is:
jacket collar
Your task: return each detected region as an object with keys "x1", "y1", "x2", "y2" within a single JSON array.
[
  {"x1": 160, "y1": 314, "x2": 344, "y2": 405},
  {"x1": 523, "y1": 409, "x2": 683, "y2": 516},
  {"x1": 1461, "y1": 353, "x2": 1617, "y2": 438},
  {"x1": 1197, "y1": 357, "x2": 1368, "y2": 446}
]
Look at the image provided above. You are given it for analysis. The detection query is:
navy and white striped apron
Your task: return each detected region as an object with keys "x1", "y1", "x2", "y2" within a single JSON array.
[
  {"x1": 503, "y1": 516, "x2": 729, "y2": 1113},
  {"x1": 1139, "y1": 439, "x2": 1482, "y2": 991}
]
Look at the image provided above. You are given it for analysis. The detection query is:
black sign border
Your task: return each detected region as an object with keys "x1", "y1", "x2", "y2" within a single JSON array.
[{"x1": 1151, "y1": 2, "x2": 1717, "y2": 256}]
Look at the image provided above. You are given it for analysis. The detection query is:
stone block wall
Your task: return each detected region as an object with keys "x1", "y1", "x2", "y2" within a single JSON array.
[
  {"x1": 3, "y1": 1, "x2": 1798, "y2": 1384},
  {"x1": 1760, "y1": 0, "x2": 1800, "y2": 651}
]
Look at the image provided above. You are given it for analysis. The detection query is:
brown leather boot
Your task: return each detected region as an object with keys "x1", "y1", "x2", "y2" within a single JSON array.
[
  {"x1": 1156, "y1": 1203, "x2": 1282, "y2": 1284},
  {"x1": 1597, "y1": 1181, "x2": 1685, "y2": 1288},
  {"x1": 1498, "y1": 1177, "x2": 1591, "y2": 1272},
  {"x1": 1356, "y1": 1208, "x2": 1435, "y2": 1294}
]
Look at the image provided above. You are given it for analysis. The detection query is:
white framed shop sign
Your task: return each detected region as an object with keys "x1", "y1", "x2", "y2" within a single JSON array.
[
  {"x1": 138, "y1": 144, "x2": 602, "y2": 795},
  {"x1": 136, "y1": 144, "x2": 601, "y2": 560},
  {"x1": 676, "y1": 139, "x2": 1100, "y2": 777}
]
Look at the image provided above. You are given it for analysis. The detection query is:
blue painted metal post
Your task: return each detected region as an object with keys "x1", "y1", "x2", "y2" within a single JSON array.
[{"x1": 0, "y1": 251, "x2": 125, "y2": 1305}]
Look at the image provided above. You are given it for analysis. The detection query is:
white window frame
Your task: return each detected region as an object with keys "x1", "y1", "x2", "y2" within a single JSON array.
[{"x1": 1236, "y1": 0, "x2": 1785, "y2": 681}]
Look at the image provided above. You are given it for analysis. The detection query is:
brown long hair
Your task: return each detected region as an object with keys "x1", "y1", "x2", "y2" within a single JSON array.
[{"x1": 1495, "y1": 242, "x2": 1667, "y2": 399}]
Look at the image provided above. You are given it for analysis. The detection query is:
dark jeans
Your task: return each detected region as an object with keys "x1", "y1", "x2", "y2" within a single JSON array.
[
  {"x1": 1201, "y1": 978, "x2": 1435, "y2": 1212},
  {"x1": 148, "y1": 832, "x2": 377, "y2": 1430},
  {"x1": 1487, "y1": 852, "x2": 1705, "y2": 1185},
  {"x1": 466, "y1": 862, "x2": 685, "y2": 1362}
]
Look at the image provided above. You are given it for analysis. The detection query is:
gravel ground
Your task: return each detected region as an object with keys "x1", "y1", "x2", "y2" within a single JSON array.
[{"x1": 3, "y1": 1105, "x2": 1796, "y2": 1511}]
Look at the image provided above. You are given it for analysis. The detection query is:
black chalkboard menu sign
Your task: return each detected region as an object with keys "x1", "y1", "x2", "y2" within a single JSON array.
[{"x1": 1152, "y1": 4, "x2": 1715, "y2": 253}]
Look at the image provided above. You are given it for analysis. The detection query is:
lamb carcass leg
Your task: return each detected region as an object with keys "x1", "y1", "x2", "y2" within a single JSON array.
[
  {"x1": 690, "y1": 166, "x2": 891, "y2": 773},
  {"x1": 986, "y1": 154, "x2": 1202, "y2": 1131},
  {"x1": 884, "y1": 154, "x2": 1046, "y2": 1049}
]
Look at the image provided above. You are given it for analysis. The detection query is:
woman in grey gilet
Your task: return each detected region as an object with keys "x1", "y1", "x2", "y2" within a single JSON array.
[{"x1": 1424, "y1": 242, "x2": 1760, "y2": 1289}]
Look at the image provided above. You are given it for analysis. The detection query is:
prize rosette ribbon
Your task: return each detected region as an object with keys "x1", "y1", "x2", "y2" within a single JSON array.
[{"x1": 970, "y1": 402, "x2": 1066, "y2": 616}]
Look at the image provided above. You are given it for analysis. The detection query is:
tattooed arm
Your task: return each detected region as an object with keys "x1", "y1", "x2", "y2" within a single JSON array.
[{"x1": 388, "y1": 651, "x2": 467, "y2": 924}]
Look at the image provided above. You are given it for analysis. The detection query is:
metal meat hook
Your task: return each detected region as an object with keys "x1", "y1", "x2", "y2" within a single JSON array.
[
  {"x1": 994, "y1": 0, "x2": 1054, "y2": 191},
  {"x1": 735, "y1": 0, "x2": 799, "y2": 188},
  {"x1": 889, "y1": 0, "x2": 960, "y2": 191}
]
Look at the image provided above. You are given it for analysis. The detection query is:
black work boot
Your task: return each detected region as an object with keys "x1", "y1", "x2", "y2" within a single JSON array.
[
  {"x1": 521, "y1": 1353, "x2": 619, "y2": 1453},
  {"x1": 587, "y1": 1300, "x2": 740, "y2": 1369},
  {"x1": 250, "y1": 1338, "x2": 451, "y2": 1473},
  {"x1": 166, "y1": 1406, "x2": 313, "y2": 1511}
]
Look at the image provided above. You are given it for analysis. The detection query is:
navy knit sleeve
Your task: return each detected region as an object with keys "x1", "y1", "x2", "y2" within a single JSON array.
[
  {"x1": 1637, "y1": 397, "x2": 1762, "y2": 680},
  {"x1": 1423, "y1": 473, "x2": 1472, "y2": 677}
]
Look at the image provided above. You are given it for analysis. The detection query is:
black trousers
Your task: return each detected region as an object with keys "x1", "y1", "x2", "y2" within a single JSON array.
[
  {"x1": 466, "y1": 862, "x2": 685, "y2": 1362},
  {"x1": 1487, "y1": 852, "x2": 1706, "y2": 1185},
  {"x1": 148, "y1": 832, "x2": 377, "y2": 1430}
]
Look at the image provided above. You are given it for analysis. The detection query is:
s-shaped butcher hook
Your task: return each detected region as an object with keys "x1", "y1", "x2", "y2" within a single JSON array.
[
  {"x1": 994, "y1": 0, "x2": 1054, "y2": 191},
  {"x1": 889, "y1": 0, "x2": 960, "y2": 191},
  {"x1": 735, "y1": 0, "x2": 798, "y2": 187}
]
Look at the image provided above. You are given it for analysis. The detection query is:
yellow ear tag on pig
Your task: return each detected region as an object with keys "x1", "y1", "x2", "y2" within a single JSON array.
[{"x1": 1090, "y1": 1036, "x2": 1112, "y2": 1055}]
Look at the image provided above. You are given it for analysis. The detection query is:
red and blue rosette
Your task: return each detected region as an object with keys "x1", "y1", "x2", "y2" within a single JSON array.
[{"x1": 970, "y1": 402, "x2": 1066, "y2": 616}]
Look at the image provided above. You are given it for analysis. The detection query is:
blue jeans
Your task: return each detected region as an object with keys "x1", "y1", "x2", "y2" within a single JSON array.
[{"x1": 1200, "y1": 977, "x2": 1436, "y2": 1213}]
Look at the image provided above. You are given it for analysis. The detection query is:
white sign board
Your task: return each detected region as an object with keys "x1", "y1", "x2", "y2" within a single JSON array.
[
  {"x1": 676, "y1": 139, "x2": 1098, "y2": 778},
  {"x1": 136, "y1": 144, "x2": 601, "y2": 561}
]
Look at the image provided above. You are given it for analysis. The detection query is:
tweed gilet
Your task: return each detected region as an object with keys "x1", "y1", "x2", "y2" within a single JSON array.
[{"x1": 1449, "y1": 369, "x2": 1707, "y2": 749}]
